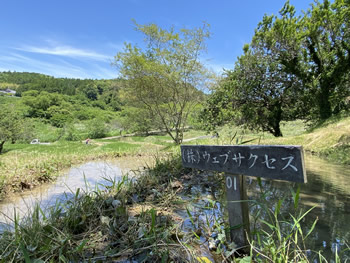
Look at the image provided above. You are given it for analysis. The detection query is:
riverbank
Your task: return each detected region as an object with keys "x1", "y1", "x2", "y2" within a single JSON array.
[
  {"x1": 0, "y1": 138, "x2": 167, "y2": 201},
  {"x1": 0, "y1": 154, "x2": 326, "y2": 262},
  {"x1": 2, "y1": 153, "x2": 348, "y2": 262}
]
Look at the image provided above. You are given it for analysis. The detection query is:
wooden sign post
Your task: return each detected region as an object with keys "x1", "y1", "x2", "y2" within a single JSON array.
[{"x1": 181, "y1": 145, "x2": 307, "y2": 249}]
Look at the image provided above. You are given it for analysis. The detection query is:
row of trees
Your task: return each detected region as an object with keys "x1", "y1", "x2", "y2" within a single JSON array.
[{"x1": 202, "y1": 0, "x2": 350, "y2": 136}]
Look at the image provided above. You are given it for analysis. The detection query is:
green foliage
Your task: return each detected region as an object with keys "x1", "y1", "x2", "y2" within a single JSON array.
[
  {"x1": 199, "y1": 82, "x2": 237, "y2": 132},
  {"x1": 203, "y1": 0, "x2": 350, "y2": 135},
  {"x1": 120, "y1": 106, "x2": 154, "y2": 134},
  {"x1": 86, "y1": 118, "x2": 108, "y2": 139},
  {"x1": 244, "y1": 181, "x2": 317, "y2": 262},
  {"x1": 114, "y1": 21, "x2": 210, "y2": 144},
  {"x1": 80, "y1": 84, "x2": 98, "y2": 100},
  {"x1": 30, "y1": 119, "x2": 63, "y2": 142},
  {"x1": 0, "y1": 104, "x2": 32, "y2": 153},
  {"x1": 64, "y1": 123, "x2": 83, "y2": 141},
  {"x1": 47, "y1": 105, "x2": 74, "y2": 127},
  {"x1": 253, "y1": 0, "x2": 350, "y2": 121}
]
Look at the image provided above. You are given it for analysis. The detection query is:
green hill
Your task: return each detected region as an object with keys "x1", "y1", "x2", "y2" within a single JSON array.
[{"x1": 261, "y1": 116, "x2": 350, "y2": 165}]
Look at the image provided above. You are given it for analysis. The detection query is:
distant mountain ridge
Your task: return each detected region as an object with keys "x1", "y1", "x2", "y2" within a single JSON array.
[{"x1": 0, "y1": 71, "x2": 119, "y2": 97}]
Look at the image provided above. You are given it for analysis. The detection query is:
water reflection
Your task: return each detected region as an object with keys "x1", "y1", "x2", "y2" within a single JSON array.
[
  {"x1": 0, "y1": 156, "x2": 151, "y2": 230},
  {"x1": 247, "y1": 154, "x2": 350, "y2": 261}
]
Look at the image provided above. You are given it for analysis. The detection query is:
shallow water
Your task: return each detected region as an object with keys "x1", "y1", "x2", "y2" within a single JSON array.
[
  {"x1": 298, "y1": 154, "x2": 350, "y2": 259},
  {"x1": 0, "y1": 153, "x2": 349, "y2": 261},
  {"x1": 247, "y1": 154, "x2": 350, "y2": 261},
  {"x1": 0, "y1": 156, "x2": 151, "y2": 230},
  {"x1": 177, "y1": 154, "x2": 350, "y2": 261}
]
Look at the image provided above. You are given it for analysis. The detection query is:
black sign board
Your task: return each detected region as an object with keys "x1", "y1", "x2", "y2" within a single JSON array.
[
  {"x1": 181, "y1": 144, "x2": 307, "y2": 250},
  {"x1": 181, "y1": 145, "x2": 307, "y2": 183}
]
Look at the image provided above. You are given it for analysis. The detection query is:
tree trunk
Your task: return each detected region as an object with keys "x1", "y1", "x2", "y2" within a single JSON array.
[
  {"x1": 318, "y1": 82, "x2": 332, "y2": 120},
  {"x1": 174, "y1": 129, "x2": 183, "y2": 145},
  {"x1": 0, "y1": 141, "x2": 5, "y2": 154},
  {"x1": 269, "y1": 101, "x2": 283, "y2": 137},
  {"x1": 272, "y1": 125, "x2": 283, "y2": 137}
]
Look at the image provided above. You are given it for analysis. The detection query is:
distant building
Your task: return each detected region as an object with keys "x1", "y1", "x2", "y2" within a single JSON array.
[{"x1": 0, "y1": 88, "x2": 16, "y2": 95}]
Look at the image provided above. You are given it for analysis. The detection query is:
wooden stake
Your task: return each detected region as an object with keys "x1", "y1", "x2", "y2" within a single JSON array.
[{"x1": 225, "y1": 174, "x2": 250, "y2": 250}]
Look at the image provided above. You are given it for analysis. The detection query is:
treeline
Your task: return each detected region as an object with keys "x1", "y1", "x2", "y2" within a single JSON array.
[
  {"x1": 0, "y1": 72, "x2": 122, "y2": 109},
  {"x1": 0, "y1": 70, "x2": 202, "y2": 148},
  {"x1": 0, "y1": 71, "x2": 124, "y2": 117},
  {"x1": 201, "y1": 0, "x2": 350, "y2": 137},
  {"x1": 0, "y1": 72, "x2": 128, "y2": 150}
]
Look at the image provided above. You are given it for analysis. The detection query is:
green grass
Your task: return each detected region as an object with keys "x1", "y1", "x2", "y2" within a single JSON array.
[
  {"x1": 31, "y1": 119, "x2": 63, "y2": 142},
  {"x1": 100, "y1": 141, "x2": 141, "y2": 152},
  {"x1": 0, "y1": 155, "x2": 193, "y2": 262},
  {"x1": 2, "y1": 114, "x2": 350, "y2": 203},
  {"x1": 182, "y1": 118, "x2": 350, "y2": 165},
  {"x1": 130, "y1": 136, "x2": 147, "y2": 142},
  {"x1": 4, "y1": 140, "x2": 142, "y2": 155},
  {"x1": 261, "y1": 116, "x2": 350, "y2": 164}
]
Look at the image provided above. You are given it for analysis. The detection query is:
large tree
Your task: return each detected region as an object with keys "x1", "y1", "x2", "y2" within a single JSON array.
[
  {"x1": 253, "y1": 0, "x2": 350, "y2": 121},
  {"x1": 114, "y1": 22, "x2": 209, "y2": 144},
  {"x1": 202, "y1": 43, "x2": 303, "y2": 137},
  {"x1": 228, "y1": 46, "x2": 302, "y2": 137},
  {"x1": 202, "y1": 0, "x2": 350, "y2": 136},
  {"x1": 0, "y1": 105, "x2": 25, "y2": 154}
]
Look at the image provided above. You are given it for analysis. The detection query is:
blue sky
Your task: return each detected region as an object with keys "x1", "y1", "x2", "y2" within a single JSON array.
[{"x1": 0, "y1": 0, "x2": 311, "y2": 79}]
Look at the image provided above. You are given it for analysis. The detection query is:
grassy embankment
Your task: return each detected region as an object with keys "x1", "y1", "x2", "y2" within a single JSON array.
[
  {"x1": 0, "y1": 128, "x2": 206, "y2": 200},
  {"x1": 187, "y1": 117, "x2": 350, "y2": 165},
  {"x1": 263, "y1": 117, "x2": 350, "y2": 165}
]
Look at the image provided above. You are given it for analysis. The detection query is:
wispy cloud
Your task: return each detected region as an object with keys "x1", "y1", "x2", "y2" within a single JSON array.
[
  {"x1": 14, "y1": 44, "x2": 110, "y2": 61},
  {"x1": 0, "y1": 52, "x2": 102, "y2": 79},
  {"x1": 0, "y1": 37, "x2": 122, "y2": 78}
]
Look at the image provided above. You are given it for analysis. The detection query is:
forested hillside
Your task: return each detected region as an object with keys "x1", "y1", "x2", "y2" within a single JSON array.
[
  {"x1": 0, "y1": 72, "x2": 126, "y2": 151},
  {"x1": 0, "y1": 70, "x2": 204, "y2": 152}
]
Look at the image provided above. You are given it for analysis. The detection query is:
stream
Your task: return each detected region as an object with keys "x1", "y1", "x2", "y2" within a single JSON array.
[
  {"x1": 0, "y1": 156, "x2": 151, "y2": 230},
  {"x1": 0, "y1": 154, "x2": 349, "y2": 261},
  {"x1": 248, "y1": 154, "x2": 350, "y2": 260}
]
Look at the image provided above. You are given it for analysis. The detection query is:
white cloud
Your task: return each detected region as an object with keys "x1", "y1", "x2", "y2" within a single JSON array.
[
  {"x1": 0, "y1": 38, "x2": 123, "y2": 78},
  {"x1": 0, "y1": 52, "x2": 98, "y2": 79},
  {"x1": 14, "y1": 44, "x2": 110, "y2": 62},
  {"x1": 92, "y1": 65, "x2": 119, "y2": 79}
]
